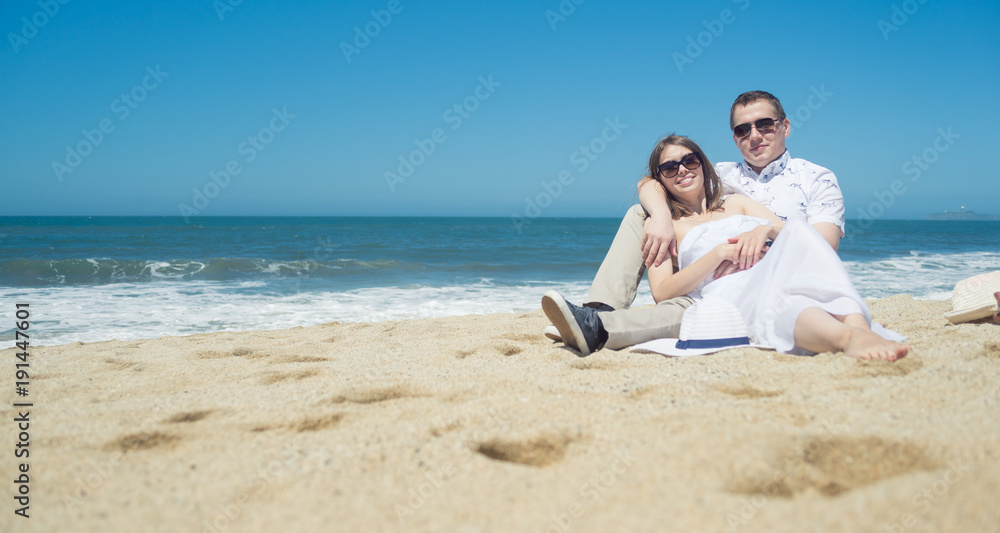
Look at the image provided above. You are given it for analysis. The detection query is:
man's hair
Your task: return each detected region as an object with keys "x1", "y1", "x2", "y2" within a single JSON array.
[
  {"x1": 729, "y1": 90, "x2": 786, "y2": 129},
  {"x1": 644, "y1": 134, "x2": 725, "y2": 220}
]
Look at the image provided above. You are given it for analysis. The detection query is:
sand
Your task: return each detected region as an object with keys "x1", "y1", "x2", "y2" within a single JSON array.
[{"x1": 2, "y1": 295, "x2": 999, "y2": 532}]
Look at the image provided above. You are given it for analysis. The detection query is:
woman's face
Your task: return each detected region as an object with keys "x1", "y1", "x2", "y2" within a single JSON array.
[{"x1": 658, "y1": 143, "x2": 704, "y2": 198}]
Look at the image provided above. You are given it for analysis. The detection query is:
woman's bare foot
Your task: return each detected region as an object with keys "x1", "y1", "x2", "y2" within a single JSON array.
[{"x1": 843, "y1": 327, "x2": 909, "y2": 361}]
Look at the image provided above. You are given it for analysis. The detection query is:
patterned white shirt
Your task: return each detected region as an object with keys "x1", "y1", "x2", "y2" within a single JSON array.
[{"x1": 714, "y1": 151, "x2": 845, "y2": 236}]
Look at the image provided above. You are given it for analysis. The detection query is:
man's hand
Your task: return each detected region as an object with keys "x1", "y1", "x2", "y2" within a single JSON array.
[
  {"x1": 641, "y1": 215, "x2": 677, "y2": 268},
  {"x1": 727, "y1": 226, "x2": 771, "y2": 270},
  {"x1": 637, "y1": 177, "x2": 675, "y2": 268}
]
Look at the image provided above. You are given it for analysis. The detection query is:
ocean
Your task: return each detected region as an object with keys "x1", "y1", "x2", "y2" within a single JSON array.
[{"x1": 1, "y1": 216, "x2": 998, "y2": 346}]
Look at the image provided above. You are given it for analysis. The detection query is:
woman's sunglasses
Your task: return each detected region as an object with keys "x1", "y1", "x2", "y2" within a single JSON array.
[
  {"x1": 733, "y1": 117, "x2": 782, "y2": 139},
  {"x1": 658, "y1": 152, "x2": 702, "y2": 179}
]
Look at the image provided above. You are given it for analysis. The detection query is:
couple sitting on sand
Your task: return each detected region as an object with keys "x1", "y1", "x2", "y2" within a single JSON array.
[{"x1": 542, "y1": 90, "x2": 909, "y2": 362}]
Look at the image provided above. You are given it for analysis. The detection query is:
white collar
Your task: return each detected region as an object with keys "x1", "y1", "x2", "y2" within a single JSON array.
[{"x1": 739, "y1": 150, "x2": 791, "y2": 183}]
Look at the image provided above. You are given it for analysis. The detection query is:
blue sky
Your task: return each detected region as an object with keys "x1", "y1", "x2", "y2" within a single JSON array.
[{"x1": 2, "y1": 0, "x2": 998, "y2": 219}]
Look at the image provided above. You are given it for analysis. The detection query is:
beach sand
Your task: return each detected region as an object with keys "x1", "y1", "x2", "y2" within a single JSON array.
[{"x1": 3, "y1": 295, "x2": 999, "y2": 532}]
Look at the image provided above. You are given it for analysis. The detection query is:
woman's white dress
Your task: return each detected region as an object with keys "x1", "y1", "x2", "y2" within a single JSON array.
[{"x1": 677, "y1": 215, "x2": 903, "y2": 354}]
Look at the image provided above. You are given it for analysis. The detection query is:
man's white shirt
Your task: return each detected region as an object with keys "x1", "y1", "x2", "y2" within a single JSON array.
[{"x1": 715, "y1": 151, "x2": 845, "y2": 236}]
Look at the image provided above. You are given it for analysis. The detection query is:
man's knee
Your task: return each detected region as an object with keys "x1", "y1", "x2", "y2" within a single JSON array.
[
  {"x1": 620, "y1": 204, "x2": 647, "y2": 234},
  {"x1": 656, "y1": 296, "x2": 694, "y2": 310}
]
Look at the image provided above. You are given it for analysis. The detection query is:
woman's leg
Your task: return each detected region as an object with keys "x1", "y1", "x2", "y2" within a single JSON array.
[
  {"x1": 793, "y1": 307, "x2": 909, "y2": 361},
  {"x1": 835, "y1": 313, "x2": 869, "y2": 329}
]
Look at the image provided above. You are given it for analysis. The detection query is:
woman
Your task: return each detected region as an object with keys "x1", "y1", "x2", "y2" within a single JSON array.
[{"x1": 642, "y1": 135, "x2": 907, "y2": 361}]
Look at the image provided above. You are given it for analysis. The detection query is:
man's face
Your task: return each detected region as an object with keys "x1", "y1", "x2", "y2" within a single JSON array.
[{"x1": 731, "y1": 100, "x2": 789, "y2": 173}]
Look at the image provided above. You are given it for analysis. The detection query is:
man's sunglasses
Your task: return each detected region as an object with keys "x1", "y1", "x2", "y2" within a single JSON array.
[
  {"x1": 733, "y1": 117, "x2": 783, "y2": 139},
  {"x1": 658, "y1": 152, "x2": 701, "y2": 179}
]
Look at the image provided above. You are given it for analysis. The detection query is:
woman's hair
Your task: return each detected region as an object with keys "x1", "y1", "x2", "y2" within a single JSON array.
[{"x1": 645, "y1": 134, "x2": 725, "y2": 220}]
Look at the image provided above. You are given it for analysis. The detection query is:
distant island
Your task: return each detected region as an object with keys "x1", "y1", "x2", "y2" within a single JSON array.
[{"x1": 925, "y1": 206, "x2": 1000, "y2": 220}]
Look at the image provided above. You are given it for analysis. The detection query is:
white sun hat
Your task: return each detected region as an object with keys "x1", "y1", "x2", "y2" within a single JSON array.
[
  {"x1": 944, "y1": 271, "x2": 1000, "y2": 324},
  {"x1": 630, "y1": 297, "x2": 771, "y2": 357}
]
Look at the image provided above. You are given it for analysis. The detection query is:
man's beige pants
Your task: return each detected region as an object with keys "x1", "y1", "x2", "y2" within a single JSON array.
[{"x1": 584, "y1": 205, "x2": 694, "y2": 350}]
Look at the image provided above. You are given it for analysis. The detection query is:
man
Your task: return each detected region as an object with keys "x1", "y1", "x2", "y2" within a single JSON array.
[{"x1": 544, "y1": 90, "x2": 846, "y2": 355}]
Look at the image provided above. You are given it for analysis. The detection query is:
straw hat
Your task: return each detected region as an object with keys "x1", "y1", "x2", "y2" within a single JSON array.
[
  {"x1": 944, "y1": 271, "x2": 1000, "y2": 324},
  {"x1": 630, "y1": 297, "x2": 770, "y2": 357}
]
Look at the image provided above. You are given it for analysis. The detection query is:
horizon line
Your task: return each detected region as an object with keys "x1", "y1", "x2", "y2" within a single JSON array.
[{"x1": 2, "y1": 214, "x2": 992, "y2": 221}]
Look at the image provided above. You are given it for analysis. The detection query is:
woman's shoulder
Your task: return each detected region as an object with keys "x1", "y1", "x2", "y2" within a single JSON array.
[{"x1": 720, "y1": 193, "x2": 753, "y2": 210}]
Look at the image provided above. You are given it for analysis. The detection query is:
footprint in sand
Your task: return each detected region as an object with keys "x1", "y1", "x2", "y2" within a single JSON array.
[
  {"x1": 105, "y1": 431, "x2": 180, "y2": 453},
  {"x1": 714, "y1": 383, "x2": 783, "y2": 399},
  {"x1": 292, "y1": 413, "x2": 344, "y2": 432},
  {"x1": 499, "y1": 333, "x2": 545, "y2": 344},
  {"x1": 568, "y1": 359, "x2": 623, "y2": 371},
  {"x1": 848, "y1": 357, "x2": 924, "y2": 378},
  {"x1": 249, "y1": 412, "x2": 345, "y2": 433},
  {"x1": 326, "y1": 384, "x2": 426, "y2": 404},
  {"x1": 102, "y1": 358, "x2": 142, "y2": 371},
  {"x1": 474, "y1": 433, "x2": 574, "y2": 467},
  {"x1": 726, "y1": 435, "x2": 938, "y2": 498},
  {"x1": 491, "y1": 342, "x2": 523, "y2": 356},
  {"x1": 974, "y1": 341, "x2": 1000, "y2": 360},
  {"x1": 459, "y1": 341, "x2": 526, "y2": 358},
  {"x1": 199, "y1": 347, "x2": 270, "y2": 359},
  {"x1": 231, "y1": 346, "x2": 270, "y2": 359},
  {"x1": 627, "y1": 383, "x2": 700, "y2": 400},
  {"x1": 164, "y1": 410, "x2": 212, "y2": 423},
  {"x1": 270, "y1": 354, "x2": 330, "y2": 364},
  {"x1": 260, "y1": 369, "x2": 321, "y2": 384}
]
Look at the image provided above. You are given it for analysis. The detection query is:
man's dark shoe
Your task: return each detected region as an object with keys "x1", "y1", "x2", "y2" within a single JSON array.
[{"x1": 541, "y1": 291, "x2": 607, "y2": 355}]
